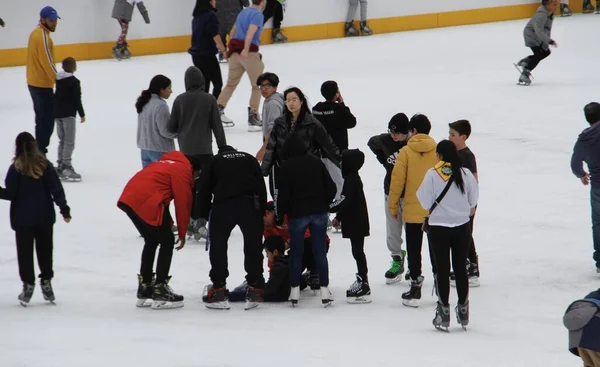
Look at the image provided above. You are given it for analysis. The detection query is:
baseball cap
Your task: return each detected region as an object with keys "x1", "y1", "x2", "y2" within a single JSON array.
[{"x1": 40, "y1": 6, "x2": 61, "y2": 20}]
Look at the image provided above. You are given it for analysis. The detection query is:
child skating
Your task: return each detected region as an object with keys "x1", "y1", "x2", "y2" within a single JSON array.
[
  {"x1": 111, "y1": 0, "x2": 151, "y2": 59},
  {"x1": 345, "y1": 0, "x2": 372, "y2": 36}
]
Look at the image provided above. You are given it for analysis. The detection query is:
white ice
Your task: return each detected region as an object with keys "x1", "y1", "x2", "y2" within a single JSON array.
[{"x1": 0, "y1": 15, "x2": 598, "y2": 367}]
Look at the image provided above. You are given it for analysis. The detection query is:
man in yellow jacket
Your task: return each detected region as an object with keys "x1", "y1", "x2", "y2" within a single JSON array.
[
  {"x1": 387, "y1": 114, "x2": 438, "y2": 307},
  {"x1": 27, "y1": 6, "x2": 60, "y2": 156}
]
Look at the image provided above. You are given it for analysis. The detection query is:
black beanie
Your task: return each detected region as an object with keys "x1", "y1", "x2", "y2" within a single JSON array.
[
  {"x1": 320, "y1": 80, "x2": 339, "y2": 101},
  {"x1": 388, "y1": 113, "x2": 409, "y2": 134}
]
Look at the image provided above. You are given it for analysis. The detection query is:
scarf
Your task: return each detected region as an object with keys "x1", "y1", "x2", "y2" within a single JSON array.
[{"x1": 434, "y1": 161, "x2": 453, "y2": 182}]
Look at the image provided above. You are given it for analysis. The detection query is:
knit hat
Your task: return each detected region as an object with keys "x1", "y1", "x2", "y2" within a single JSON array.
[
  {"x1": 320, "y1": 80, "x2": 339, "y2": 101},
  {"x1": 388, "y1": 113, "x2": 409, "y2": 134}
]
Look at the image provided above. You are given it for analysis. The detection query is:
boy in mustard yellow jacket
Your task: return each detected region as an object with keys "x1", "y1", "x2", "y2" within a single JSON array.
[
  {"x1": 387, "y1": 114, "x2": 437, "y2": 308},
  {"x1": 26, "y1": 6, "x2": 60, "y2": 156}
]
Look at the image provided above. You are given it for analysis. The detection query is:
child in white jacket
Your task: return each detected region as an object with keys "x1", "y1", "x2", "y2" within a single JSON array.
[{"x1": 416, "y1": 139, "x2": 478, "y2": 332}]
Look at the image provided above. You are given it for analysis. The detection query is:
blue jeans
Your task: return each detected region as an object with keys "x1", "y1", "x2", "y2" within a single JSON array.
[
  {"x1": 591, "y1": 187, "x2": 600, "y2": 268},
  {"x1": 288, "y1": 213, "x2": 329, "y2": 287},
  {"x1": 141, "y1": 150, "x2": 164, "y2": 168},
  {"x1": 28, "y1": 86, "x2": 55, "y2": 154}
]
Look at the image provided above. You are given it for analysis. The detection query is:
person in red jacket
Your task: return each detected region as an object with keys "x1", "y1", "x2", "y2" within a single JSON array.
[{"x1": 117, "y1": 151, "x2": 201, "y2": 309}]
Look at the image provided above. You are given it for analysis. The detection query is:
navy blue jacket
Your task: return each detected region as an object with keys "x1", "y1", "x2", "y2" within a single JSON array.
[
  {"x1": 188, "y1": 10, "x2": 219, "y2": 57},
  {"x1": 0, "y1": 162, "x2": 71, "y2": 230},
  {"x1": 571, "y1": 122, "x2": 600, "y2": 187}
]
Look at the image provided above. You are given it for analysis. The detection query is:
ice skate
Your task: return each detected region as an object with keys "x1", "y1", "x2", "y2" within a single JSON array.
[
  {"x1": 345, "y1": 22, "x2": 359, "y2": 37},
  {"x1": 60, "y1": 165, "x2": 82, "y2": 182},
  {"x1": 187, "y1": 219, "x2": 207, "y2": 241},
  {"x1": 247, "y1": 107, "x2": 262, "y2": 132},
  {"x1": 385, "y1": 251, "x2": 406, "y2": 284},
  {"x1": 583, "y1": 0, "x2": 595, "y2": 13},
  {"x1": 203, "y1": 284, "x2": 230, "y2": 310},
  {"x1": 596, "y1": 267, "x2": 600, "y2": 273},
  {"x1": 244, "y1": 286, "x2": 264, "y2": 310},
  {"x1": 402, "y1": 276, "x2": 424, "y2": 308},
  {"x1": 346, "y1": 274, "x2": 371, "y2": 304},
  {"x1": 151, "y1": 277, "x2": 184, "y2": 309},
  {"x1": 112, "y1": 44, "x2": 126, "y2": 61},
  {"x1": 455, "y1": 301, "x2": 469, "y2": 330},
  {"x1": 136, "y1": 274, "x2": 154, "y2": 307},
  {"x1": 560, "y1": 3, "x2": 573, "y2": 16},
  {"x1": 272, "y1": 28, "x2": 288, "y2": 43},
  {"x1": 468, "y1": 262, "x2": 480, "y2": 287},
  {"x1": 321, "y1": 286, "x2": 333, "y2": 307},
  {"x1": 40, "y1": 279, "x2": 55, "y2": 303},
  {"x1": 18, "y1": 283, "x2": 35, "y2": 307},
  {"x1": 218, "y1": 105, "x2": 234, "y2": 127},
  {"x1": 360, "y1": 21, "x2": 373, "y2": 36},
  {"x1": 514, "y1": 64, "x2": 532, "y2": 86},
  {"x1": 289, "y1": 286, "x2": 300, "y2": 307},
  {"x1": 433, "y1": 302, "x2": 451, "y2": 332},
  {"x1": 121, "y1": 43, "x2": 132, "y2": 59},
  {"x1": 308, "y1": 273, "x2": 320, "y2": 291}
]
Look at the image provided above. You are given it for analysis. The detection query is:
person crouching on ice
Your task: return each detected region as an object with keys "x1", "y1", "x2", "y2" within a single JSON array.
[
  {"x1": 563, "y1": 289, "x2": 600, "y2": 365},
  {"x1": 117, "y1": 151, "x2": 201, "y2": 310}
]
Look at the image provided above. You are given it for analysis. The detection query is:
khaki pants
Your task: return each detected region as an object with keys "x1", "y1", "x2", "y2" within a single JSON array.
[
  {"x1": 579, "y1": 348, "x2": 600, "y2": 367},
  {"x1": 217, "y1": 52, "x2": 265, "y2": 113}
]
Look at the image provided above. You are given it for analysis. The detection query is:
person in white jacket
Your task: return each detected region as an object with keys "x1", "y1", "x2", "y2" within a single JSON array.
[{"x1": 416, "y1": 140, "x2": 478, "y2": 332}]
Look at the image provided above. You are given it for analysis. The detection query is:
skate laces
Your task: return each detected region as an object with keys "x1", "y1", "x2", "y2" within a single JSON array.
[
  {"x1": 349, "y1": 279, "x2": 362, "y2": 293},
  {"x1": 389, "y1": 260, "x2": 402, "y2": 273}
]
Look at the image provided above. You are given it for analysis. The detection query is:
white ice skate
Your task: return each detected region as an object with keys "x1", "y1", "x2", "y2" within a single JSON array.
[
  {"x1": 289, "y1": 286, "x2": 299, "y2": 307},
  {"x1": 321, "y1": 286, "x2": 333, "y2": 308}
]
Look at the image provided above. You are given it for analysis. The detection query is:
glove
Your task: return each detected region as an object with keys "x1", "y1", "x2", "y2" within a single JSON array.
[{"x1": 0, "y1": 18, "x2": 5, "y2": 27}]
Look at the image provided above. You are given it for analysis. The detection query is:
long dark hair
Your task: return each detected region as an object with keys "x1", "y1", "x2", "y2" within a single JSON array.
[
  {"x1": 193, "y1": 0, "x2": 214, "y2": 16},
  {"x1": 283, "y1": 87, "x2": 310, "y2": 124},
  {"x1": 135, "y1": 75, "x2": 172, "y2": 113},
  {"x1": 436, "y1": 140, "x2": 465, "y2": 194},
  {"x1": 14, "y1": 132, "x2": 47, "y2": 179}
]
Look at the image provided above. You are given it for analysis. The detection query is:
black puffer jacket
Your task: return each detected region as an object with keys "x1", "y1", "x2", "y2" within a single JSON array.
[{"x1": 261, "y1": 113, "x2": 341, "y2": 176}]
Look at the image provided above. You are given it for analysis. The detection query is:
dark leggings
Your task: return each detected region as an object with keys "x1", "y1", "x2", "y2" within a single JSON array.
[
  {"x1": 263, "y1": 0, "x2": 284, "y2": 29},
  {"x1": 405, "y1": 223, "x2": 437, "y2": 280},
  {"x1": 429, "y1": 223, "x2": 471, "y2": 306},
  {"x1": 192, "y1": 54, "x2": 223, "y2": 99},
  {"x1": 467, "y1": 214, "x2": 478, "y2": 267},
  {"x1": 350, "y1": 236, "x2": 368, "y2": 282},
  {"x1": 524, "y1": 46, "x2": 551, "y2": 72}
]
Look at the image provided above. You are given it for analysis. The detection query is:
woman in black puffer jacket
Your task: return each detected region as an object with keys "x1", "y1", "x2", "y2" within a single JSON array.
[{"x1": 261, "y1": 87, "x2": 341, "y2": 198}]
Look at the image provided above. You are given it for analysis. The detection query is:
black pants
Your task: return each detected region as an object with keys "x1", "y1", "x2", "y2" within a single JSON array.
[
  {"x1": 429, "y1": 223, "x2": 471, "y2": 306},
  {"x1": 524, "y1": 46, "x2": 551, "y2": 72},
  {"x1": 192, "y1": 54, "x2": 223, "y2": 100},
  {"x1": 16, "y1": 225, "x2": 54, "y2": 284},
  {"x1": 28, "y1": 86, "x2": 55, "y2": 154},
  {"x1": 263, "y1": 0, "x2": 284, "y2": 29},
  {"x1": 209, "y1": 197, "x2": 265, "y2": 288},
  {"x1": 301, "y1": 237, "x2": 330, "y2": 273},
  {"x1": 467, "y1": 214, "x2": 478, "y2": 266},
  {"x1": 350, "y1": 236, "x2": 368, "y2": 282},
  {"x1": 405, "y1": 223, "x2": 436, "y2": 280},
  {"x1": 120, "y1": 202, "x2": 175, "y2": 284}
]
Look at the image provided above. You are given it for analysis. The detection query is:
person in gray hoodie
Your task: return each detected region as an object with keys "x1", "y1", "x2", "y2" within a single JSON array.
[
  {"x1": 515, "y1": 0, "x2": 558, "y2": 85},
  {"x1": 168, "y1": 66, "x2": 227, "y2": 156},
  {"x1": 111, "y1": 0, "x2": 151, "y2": 59},
  {"x1": 571, "y1": 102, "x2": 600, "y2": 273},
  {"x1": 255, "y1": 72, "x2": 284, "y2": 158},
  {"x1": 563, "y1": 289, "x2": 600, "y2": 365}
]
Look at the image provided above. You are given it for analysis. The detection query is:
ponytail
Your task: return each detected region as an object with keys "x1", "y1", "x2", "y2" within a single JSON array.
[
  {"x1": 436, "y1": 140, "x2": 465, "y2": 194},
  {"x1": 135, "y1": 74, "x2": 172, "y2": 114},
  {"x1": 135, "y1": 90, "x2": 152, "y2": 113}
]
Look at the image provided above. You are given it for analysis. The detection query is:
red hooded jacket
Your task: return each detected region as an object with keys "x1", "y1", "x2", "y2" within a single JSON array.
[{"x1": 118, "y1": 151, "x2": 194, "y2": 239}]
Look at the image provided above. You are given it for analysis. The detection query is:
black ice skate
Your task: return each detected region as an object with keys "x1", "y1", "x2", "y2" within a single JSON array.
[
  {"x1": 18, "y1": 283, "x2": 35, "y2": 306},
  {"x1": 583, "y1": 0, "x2": 595, "y2": 13},
  {"x1": 244, "y1": 286, "x2": 264, "y2": 310},
  {"x1": 360, "y1": 21, "x2": 373, "y2": 36},
  {"x1": 187, "y1": 219, "x2": 207, "y2": 241},
  {"x1": 247, "y1": 107, "x2": 262, "y2": 132},
  {"x1": 385, "y1": 251, "x2": 406, "y2": 284},
  {"x1": 151, "y1": 277, "x2": 184, "y2": 309},
  {"x1": 321, "y1": 286, "x2": 333, "y2": 307},
  {"x1": 308, "y1": 273, "x2": 321, "y2": 291},
  {"x1": 455, "y1": 301, "x2": 469, "y2": 330},
  {"x1": 218, "y1": 105, "x2": 235, "y2": 127},
  {"x1": 560, "y1": 3, "x2": 573, "y2": 16},
  {"x1": 345, "y1": 22, "x2": 359, "y2": 37},
  {"x1": 289, "y1": 286, "x2": 300, "y2": 307},
  {"x1": 112, "y1": 44, "x2": 127, "y2": 61},
  {"x1": 433, "y1": 302, "x2": 451, "y2": 332},
  {"x1": 203, "y1": 284, "x2": 230, "y2": 310},
  {"x1": 272, "y1": 28, "x2": 288, "y2": 43},
  {"x1": 41, "y1": 279, "x2": 55, "y2": 303},
  {"x1": 136, "y1": 274, "x2": 154, "y2": 307},
  {"x1": 467, "y1": 261, "x2": 480, "y2": 287},
  {"x1": 346, "y1": 274, "x2": 372, "y2": 304},
  {"x1": 402, "y1": 276, "x2": 424, "y2": 308}
]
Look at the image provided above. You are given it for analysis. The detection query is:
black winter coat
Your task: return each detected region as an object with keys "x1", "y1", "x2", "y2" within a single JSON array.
[
  {"x1": 330, "y1": 149, "x2": 369, "y2": 238},
  {"x1": 55, "y1": 72, "x2": 85, "y2": 119},
  {"x1": 261, "y1": 113, "x2": 341, "y2": 176},
  {"x1": 0, "y1": 162, "x2": 70, "y2": 230},
  {"x1": 367, "y1": 133, "x2": 407, "y2": 195},
  {"x1": 312, "y1": 101, "x2": 357, "y2": 151},
  {"x1": 264, "y1": 255, "x2": 291, "y2": 302}
]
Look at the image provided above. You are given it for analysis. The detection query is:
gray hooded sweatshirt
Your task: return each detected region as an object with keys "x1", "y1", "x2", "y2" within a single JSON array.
[
  {"x1": 262, "y1": 92, "x2": 284, "y2": 139},
  {"x1": 563, "y1": 300, "x2": 600, "y2": 355},
  {"x1": 168, "y1": 66, "x2": 226, "y2": 155},
  {"x1": 523, "y1": 5, "x2": 553, "y2": 50}
]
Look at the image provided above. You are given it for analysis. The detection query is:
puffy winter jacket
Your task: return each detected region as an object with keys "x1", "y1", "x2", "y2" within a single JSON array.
[
  {"x1": 564, "y1": 290, "x2": 600, "y2": 355},
  {"x1": 523, "y1": 5, "x2": 553, "y2": 50}
]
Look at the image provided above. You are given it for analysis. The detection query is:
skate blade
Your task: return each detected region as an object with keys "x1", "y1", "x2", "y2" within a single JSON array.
[
  {"x1": 151, "y1": 300, "x2": 184, "y2": 309},
  {"x1": 222, "y1": 122, "x2": 235, "y2": 128},
  {"x1": 247, "y1": 126, "x2": 262, "y2": 132},
  {"x1": 402, "y1": 298, "x2": 420, "y2": 308},
  {"x1": 290, "y1": 300, "x2": 298, "y2": 307},
  {"x1": 434, "y1": 325, "x2": 450, "y2": 333},
  {"x1": 204, "y1": 300, "x2": 230, "y2": 310},
  {"x1": 346, "y1": 295, "x2": 372, "y2": 304},
  {"x1": 385, "y1": 276, "x2": 402, "y2": 285},
  {"x1": 20, "y1": 301, "x2": 29, "y2": 307},
  {"x1": 244, "y1": 301, "x2": 259, "y2": 310},
  {"x1": 322, "y1": 300, "x2": 333, "y2": 308},
  {"x1": 136, "y1": 299, "x2": 153, "y2": 308}
]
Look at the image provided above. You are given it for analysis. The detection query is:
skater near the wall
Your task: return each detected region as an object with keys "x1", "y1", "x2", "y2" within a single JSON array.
[
  {"x1": 563, "y1": 289, "x2": 600, "y2": 365},
  {"x1": 417, "y1": 140, "x2": 478, "y2": 332},
  {"x1": 216, "y1": 0, "x2": 249, "y2": 62},
  {"x1": 515, "y1": 0, "x2": 558, "y2": 86},
  {"x1": 263, "y1": 0, "x2": 288, "y2": 43},
  {"x1": 367, "y1": 114, "x2": 409, "y2": 284},
  {"x1": 54, "y1": 57, "x2": 85, "y2": 182},
  {"x1": 0, "y1": 132, "x2": 71, "y2": 306},
  {"x1": 217, "y1": 0, "x2": 266, "y2": 129},
  {"x1": 570, "y1": 102, "x2": 600, "y2": 274},
  {"x1": 135, "y1": 75, "x2": 176, "y2": 168},
  {"x1": 190, "y1": 0, "x2": 227, "y2": 99},
  {"x1": 111, "y1": 0, "x2": 150, "y2": 59},
  {"x1": 345, "y1": 0, "x2": 372, "y2": 36},
  {"x1": 196, "y1": 145, "x2": 267, "y2": 310},
  {"x1": 329, "y1": 149, "x2": 371, "y2": 304},
  {"x1": 27, "y1": 6, "x2": 60, "y2": 156}
]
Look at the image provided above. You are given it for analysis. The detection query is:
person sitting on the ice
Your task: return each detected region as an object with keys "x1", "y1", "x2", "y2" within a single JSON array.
[
  {"x1": 563, "y1": 288, "x2": 600, "y2": 365},
  {"x1": 228, "y1": 235, "x2": 290, "y2": 302}
]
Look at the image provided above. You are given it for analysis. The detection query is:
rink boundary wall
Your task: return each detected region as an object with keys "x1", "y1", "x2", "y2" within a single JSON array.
[{"x1": 0, "y1": 1, "x2": 583, "y2": 68}]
